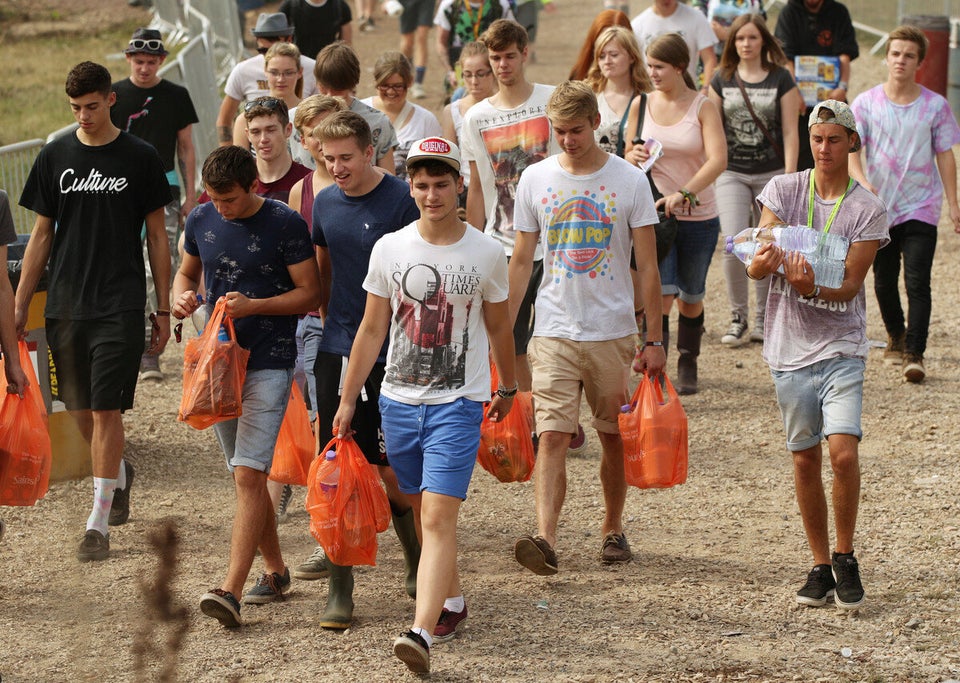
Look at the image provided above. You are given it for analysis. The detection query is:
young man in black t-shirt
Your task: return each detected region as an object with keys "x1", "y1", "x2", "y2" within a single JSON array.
[
  {"x1": 16, "y1": 61, "x2": 172, "y2": 562},
  {"x1": 111, "y1": 28, "x2": 199, "y2": 382}
]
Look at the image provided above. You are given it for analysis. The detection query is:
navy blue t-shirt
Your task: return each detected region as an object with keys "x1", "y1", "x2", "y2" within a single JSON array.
[
  {"x1": 184, "y1": 198, "x2": 315, "y2": 369},
  {"x1": 312, "y1": 173, "x2": 419, "y2": 360}
]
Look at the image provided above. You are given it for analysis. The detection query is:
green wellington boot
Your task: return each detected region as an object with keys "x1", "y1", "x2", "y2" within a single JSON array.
[
  {"x1": 392, "y1": 508, "x2": 421, "y2": 599},
  {"x1": 319, "y1": 562, "x2": 354, "y2": 630}
]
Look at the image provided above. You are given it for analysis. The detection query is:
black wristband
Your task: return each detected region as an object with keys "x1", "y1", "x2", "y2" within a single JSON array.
[{"x1": 495, "y1": 384, "x2": 518, "y2": 399}]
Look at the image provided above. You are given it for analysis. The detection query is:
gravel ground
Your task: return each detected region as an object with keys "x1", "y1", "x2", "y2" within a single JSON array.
[{"x1": 2, "y1": 1, "x2": 959, "y2": 681}]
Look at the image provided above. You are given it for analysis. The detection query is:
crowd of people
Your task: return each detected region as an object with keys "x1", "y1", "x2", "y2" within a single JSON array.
[{"x1": 3, "y1": 0, "x2": 960, "y2": 676}]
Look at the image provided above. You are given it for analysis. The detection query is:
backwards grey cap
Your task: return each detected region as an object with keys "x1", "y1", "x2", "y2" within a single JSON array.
[{"x1": 808, "y1": 99, "x2": 861, "y2": 152}]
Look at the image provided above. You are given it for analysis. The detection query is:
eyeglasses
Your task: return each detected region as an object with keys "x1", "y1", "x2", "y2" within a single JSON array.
[
  {"x1": 243, "y1": 96, "x2": 286, "y2": 113},
  {"x1": 462, "y1": 70, "x2": 492, "y2": 80},
  {"x1": 267, "y1": 69, "x2": 299, "y2": 79},
  {"x1": 377, "y1": 83, "x2": 407, "y2": 92},
  {"x1": 128, "y1": 38, "x2": 164, "y2": 51}
]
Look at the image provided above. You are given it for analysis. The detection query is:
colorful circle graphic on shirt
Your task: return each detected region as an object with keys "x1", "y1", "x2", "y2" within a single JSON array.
[{"x1": 542, "y1": 188, "x2": 616, "y2": 282}]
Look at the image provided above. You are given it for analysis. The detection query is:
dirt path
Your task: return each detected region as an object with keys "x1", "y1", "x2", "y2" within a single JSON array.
[{"x1": 2, "y1": 1, "x2": 959, "y2": 681}]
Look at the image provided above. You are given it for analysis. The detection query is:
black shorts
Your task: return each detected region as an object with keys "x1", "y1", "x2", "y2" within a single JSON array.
[
  {"x1": 315, "y1": 351, "x2": 388, "y2": 467},
  {"x1": 46, "y1": 312, "x2": 143, "y2": 411},
  {"x1": 511, "y1": 258, "x2": 542, "y2": 355},
  {"x1": 399, "y1": 0, "x2": 434, "y2": 32}
]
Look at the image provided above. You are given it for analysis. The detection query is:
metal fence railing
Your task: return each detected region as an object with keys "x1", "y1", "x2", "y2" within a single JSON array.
[
  {"x1": 0, "y1": 0, "x2": 244, "y2": 236},
  {"x1": 0, "y1": 139, "x2": 44, "y2": 234}
]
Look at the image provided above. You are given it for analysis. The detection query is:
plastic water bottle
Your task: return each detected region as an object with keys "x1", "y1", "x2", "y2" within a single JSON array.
[
  {"x1": 725, "y1": 225, "x2": 849, "y2": 289},
  {"x1": 319, "y1": 451, "x2": 339, "y2": 498},
  {"x1": 217, "y1": 325, "x2": 230, "y2": 342}
]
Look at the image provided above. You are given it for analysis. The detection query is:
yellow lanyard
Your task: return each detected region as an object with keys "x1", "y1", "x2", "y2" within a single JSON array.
[
  {"x1": 807, "y1": 172, "x2": 854, "y2": 236},
  {"x1": 463, "y1": 1, "x2": 486, "y2": 39}
]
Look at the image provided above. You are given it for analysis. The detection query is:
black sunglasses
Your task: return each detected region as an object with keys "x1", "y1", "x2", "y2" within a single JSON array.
[
  {"x1": 242, "y1": 96, "x2": 286, "y2": 113},
  {"x1": 129, "y1": 38, "x2": 164, "y2": 51}
]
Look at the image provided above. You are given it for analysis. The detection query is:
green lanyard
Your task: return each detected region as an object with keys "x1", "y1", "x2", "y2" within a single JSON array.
[{"x1": 807, "y1": 172, "x2": 854, "y2": 236}]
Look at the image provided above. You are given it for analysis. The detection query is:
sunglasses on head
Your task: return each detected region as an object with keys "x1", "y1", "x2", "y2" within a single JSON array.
[
  {"x1": 242, "y1": 96, "x2": 285, "y2": 113},
  {"x1": 129, "y1": 38, "x2": 163, "y2": 51}
]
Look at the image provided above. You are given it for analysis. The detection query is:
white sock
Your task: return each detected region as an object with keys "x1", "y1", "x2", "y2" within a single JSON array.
[
  {"x1": 116, "y1": 460, "x2": 127, "y2": 490},
  {"x1": 443, "y1": 595, "x2": 465, "y2": 613},
  {"x1": 86, "y1": 477, "x2": 117, "y2": 535},
  {"x1": 411, "y1": 626, "x2": 433, "y2": 648}
]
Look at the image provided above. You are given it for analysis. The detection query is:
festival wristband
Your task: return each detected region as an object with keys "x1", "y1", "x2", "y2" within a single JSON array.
[{"x1": 495, "y1": 384, "x2": 519, "y2": 399}]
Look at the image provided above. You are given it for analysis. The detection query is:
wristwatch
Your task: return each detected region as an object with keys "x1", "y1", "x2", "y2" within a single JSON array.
[{"x1": 799, "y1": 285, "x2": 821, "y2": 300}]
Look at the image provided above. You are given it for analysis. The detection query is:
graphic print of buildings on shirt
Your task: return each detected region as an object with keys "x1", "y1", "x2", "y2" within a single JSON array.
[{"x1": 387, "y1": 263, "x2": 476, "y2": 391}]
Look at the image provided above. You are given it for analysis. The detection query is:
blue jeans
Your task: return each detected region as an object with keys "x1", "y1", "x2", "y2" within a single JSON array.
[
  {"x1": 659, "y1": 217, "x2": 721, "y2": 303},
  {"x1": 297, "y1": 315, "x2": 323, "y2": 422},
  {"x1": 872, "y1": 219, "x2": 937, "y2": 356},
  {"x1": 214, "y1": 368, "x2": 294, "y2": 473},
  {"x1": 770, "y1": 357, "x2": 865, "y2": 452}
]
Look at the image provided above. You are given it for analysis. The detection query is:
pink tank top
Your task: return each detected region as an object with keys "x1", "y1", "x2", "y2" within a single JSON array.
[
  {"x1": 299, "y1": 172, "x2": 316, "y2": 231},
  {"x1": 643, "y1": 93, "x2": 718, "y2": 221}
]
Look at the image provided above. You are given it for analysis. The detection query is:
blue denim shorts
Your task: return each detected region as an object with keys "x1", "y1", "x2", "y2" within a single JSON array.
[
  {"x1": 378, "y1": 395, "x2": 484, "y2": 500},
  {"x1": 214, "y1": 367, "x2": 295, "y2": 473},
  {"x1": 770, "y1": 356, "x2": 865, "y2": 452},
  {"x1": 659, "y1": 216, "x2": 721, "y2": 303}
]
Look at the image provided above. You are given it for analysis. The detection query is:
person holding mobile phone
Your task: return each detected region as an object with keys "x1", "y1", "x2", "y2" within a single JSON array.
[{"x1": 623, "y1": 33, "x2": 726, "y2": 395}]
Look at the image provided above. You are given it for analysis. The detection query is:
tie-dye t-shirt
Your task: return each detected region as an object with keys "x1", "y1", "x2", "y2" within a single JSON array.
[
  {"x1": 851, "y1": 85, "x2": 960, "y2": 227},
  {"x1": 514, "y1": 154, "x2": 658, "y2": 342}
]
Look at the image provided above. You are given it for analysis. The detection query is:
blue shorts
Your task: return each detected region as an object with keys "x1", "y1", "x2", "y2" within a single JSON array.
[
  {"x1": 378, "y1": 395, "x2": 484, "y2": 500},
  {"x1": 770, "y1": 356, "x2": 865, "y2": 452},
  {"x1": 659, "y1": 217, "x2": 721, "y2": 303},
  {"x1": 214, "y1": 368, "x2": 295, "y2": 473}
]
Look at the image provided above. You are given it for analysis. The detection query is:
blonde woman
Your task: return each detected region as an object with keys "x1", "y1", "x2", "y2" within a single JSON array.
[
  {"x1": 624, "y1": 33, "x2": 726, "y2": 394},
  {"x1": 361, "y1": 51, "x2": 442, "y2": 180},
  {"x1": 586, "y1": 26, "x2": 651, "y2": 157},
  {"x1": 233, "y1": 42, "x2": 304, "y2": 147}
]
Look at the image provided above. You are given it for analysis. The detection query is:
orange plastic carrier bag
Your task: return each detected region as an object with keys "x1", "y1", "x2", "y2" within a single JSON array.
[
  {"x1": 269, "y1": 382, "x2": 315, "y2": 486},
  {"x1": 476, "y1": 361, "x2": 535, "y2": 482},
  {"x1": 306, "y1": 436, "x2": 390, "y2": 566},
  {"x1": 619, "y1": 373, "x2": 688, "y2": 489},
  {"x1": 178, "y1": 297, "x2": 250, "y2": 429},
  {"x1": 0, "y1": 341, "x2": 52, "y2": 506}
]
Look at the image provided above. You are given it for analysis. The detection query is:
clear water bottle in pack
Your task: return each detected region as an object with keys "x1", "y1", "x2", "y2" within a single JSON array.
[
  {"x1": 319, "y1": 451, "x2": 339, "y2": 499},
  {"x1": 725, "y1": 224, "x2": 849, "y2": 289}
]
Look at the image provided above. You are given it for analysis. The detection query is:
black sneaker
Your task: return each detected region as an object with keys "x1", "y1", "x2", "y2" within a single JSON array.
[
  {"x1": 796, "y1": 564, "x2": 836, "y2": 606},
  {"x1": 109, "y1": 461, "x2": 135, "y2": 526},
  {"x1": 393, "y1": 630, "x2": 430, "y2": 674},
  {"x1": 77, "y1": 529, "x2": 110, "y2": 562},
  {"x1": 243, "y1": 567, "x2": 291, "y2": 604},
  {"x1": 200, "y1": 588, "x2": 242, "y2": 627},
  {"x1": 832, "y1": 551, "x2": 864, "y2": 610}
]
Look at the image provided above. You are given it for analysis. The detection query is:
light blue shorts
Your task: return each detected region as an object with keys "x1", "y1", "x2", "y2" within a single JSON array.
[
  {"x1": 214, "y1": 367, "x2": 295, "y2": 473},
  {"x1": 378, "y1": 395, "x2": 484, "y2": 500},
  {"x1": 659, "y1": 216, "x2": 721, "y2": 303},
  {"x1": 770, "y1": 356, "x2": 865, "y2": 452}
]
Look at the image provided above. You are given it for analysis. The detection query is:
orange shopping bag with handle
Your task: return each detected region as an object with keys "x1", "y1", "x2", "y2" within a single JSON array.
[
  {"x1": 178, "y1": 297, "x2": 250, "y2": 430},
  {"x1": 619, "y1": 373, "x2": 688, "y2": 489},
  {"x1": 269, "y1": 382, "x2": 315, "y2": 486},
  {"x1": 0, "y1": 340, "x2": 52, "y2": 506},
  {"x1": 306, "y1": 436, "x2": 390, "y2": 566},
  {"x1": 476, "y1": 361, "x2": 535, "y2": 482}
]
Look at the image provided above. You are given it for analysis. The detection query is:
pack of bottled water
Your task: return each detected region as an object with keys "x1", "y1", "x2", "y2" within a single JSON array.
[{"x1": 725, "y1": 224, "x2": 849, "y2": 289}]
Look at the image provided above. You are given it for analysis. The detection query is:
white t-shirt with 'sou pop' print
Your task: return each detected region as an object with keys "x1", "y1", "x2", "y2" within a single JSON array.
[
  {"x1": 513, "y1": 154, "x2": 658, "y2": 342},
  {"x1": 363, "y1": 222, "x2": 509, "y2": 405}
]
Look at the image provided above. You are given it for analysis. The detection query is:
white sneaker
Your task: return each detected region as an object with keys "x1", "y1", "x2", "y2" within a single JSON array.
[
  {"x1": 411, "y1": 83, "x2": 426, "y2": 99},
  {"x1": 720, "y1": 314, "x2": 749, "y2": 347}
]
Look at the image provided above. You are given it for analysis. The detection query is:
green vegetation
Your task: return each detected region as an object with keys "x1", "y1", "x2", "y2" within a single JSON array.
[{"x1": 0, "y1": 23, "x2": 140, "y2": 146}]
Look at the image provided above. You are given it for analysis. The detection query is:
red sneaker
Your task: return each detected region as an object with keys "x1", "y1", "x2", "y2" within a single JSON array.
[{"x1": 433, "y1": 603, "x2": 468, "y2": 642}]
